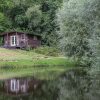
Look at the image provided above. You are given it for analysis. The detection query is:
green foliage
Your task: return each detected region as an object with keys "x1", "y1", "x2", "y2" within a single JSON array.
[
  {"x1": 0, "y1": 0, "x2": 14, "y2": 12},
  {"x1": 40, "y1": 0, "x2": 60, "y2": 46},
  {"x1": 57, "y1": 0, "x2": 94, "y2": 66},
  {"x1": 0, "y1": 0, "x2": 62, "y2": 46},
  {"x1": 15, "y1": 15, "x2": 28, "y2": 29},
  {"x1": 32, "y1": 80, "x2": 58, "y2": 100},
  {"x1": 0, "y1": 12, "x2": 11, "y2": 32},
  {"x1": 0, "y1": 59, "x2": 75, "y2": 80},
  {"x1": 57, "y1": 0, "x2": 100, "y2": 75},
  {"x1": 34, "y1": 46, "x2": 60, "y2": 56},
  {"x1": 0, "y1": 48, "x2": 76, "y2": 80},
  {"x1": 0, "y1": 37, "x2": 3, "y2": 46},
  {"x1": 58, "y1": 68, "x2": 100, "y2": 100},
  {"x1": 25, "y1": 5, "x2": 42, "y2": 33},
  {"x1": 25, "y1": 45, "x2": 33, "y2": 51},
  {"x1": 80, "y1": 0, "x2": 100, "y2": 74}
]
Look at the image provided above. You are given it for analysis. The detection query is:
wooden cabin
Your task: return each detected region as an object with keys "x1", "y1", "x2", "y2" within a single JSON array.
[
  {"x1": 3, "y1": 77, "x2": 41, "y2": 95},
  {"x1": 0, "y1": 32, "x2": 41, "y2": 49}
]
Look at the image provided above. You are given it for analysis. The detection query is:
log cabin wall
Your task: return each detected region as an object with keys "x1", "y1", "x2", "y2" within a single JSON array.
[
  {"x1": 3, "y1": 32, "x2": 41, "y2": 48},
  {"x1": 28, "y1": 35, "x2": 41, "y2": 48},
  {"x1": 4, "y1": 32, "x2": 23, "y2": 48}
]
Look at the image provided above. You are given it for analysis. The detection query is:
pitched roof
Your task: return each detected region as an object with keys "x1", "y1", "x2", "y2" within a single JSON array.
[{"x1": 0, "y1": 31, "x2": 41, "y2": 37}]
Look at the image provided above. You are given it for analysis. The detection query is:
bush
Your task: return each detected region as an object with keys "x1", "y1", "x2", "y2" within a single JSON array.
[
  {"x1": 25, "y1": 45, "x2": 32, "y2": 51},
  {"x1": 34, "y1": 46, "x2": 60, "y2": 56},
  {"x1": 0, "y1": 37, "x2": 3, "y2": 46}
]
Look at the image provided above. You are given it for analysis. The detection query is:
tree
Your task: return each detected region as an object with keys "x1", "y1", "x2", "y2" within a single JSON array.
[
  {"x1": 40, "y1": 0, "x2": 61, "y2": 46},
  {"x1": 82, "y1": 0, "x2": 100, "y2": 74},
  {"x1": 0, "y1": 0, "x2": 14, "y2": 16},
  {"x1": 57, "y1": 1, "x2": 100, "y2": 100},
  {"x1": 0, "y1": 12, "x2": 11, "y2": 32},
  {"x1": 57, "y1": 0, "x2": 95, "y2": 66},
  {"x1": 25, "y1": 5, "x2": 42, "y2": 34},
  {"x1": 0, "y1": 0, "x2": 62, "y2": 46}
]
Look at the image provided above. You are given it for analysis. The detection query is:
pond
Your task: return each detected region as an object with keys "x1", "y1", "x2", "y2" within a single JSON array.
[{"x1": 0, "y1": 68, "x2": 100, "y2": 100}]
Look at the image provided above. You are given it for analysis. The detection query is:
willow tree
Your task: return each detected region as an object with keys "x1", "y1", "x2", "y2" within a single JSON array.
[
  {"x1": 57, "y1": 0, "x2": 100, "y2": 68},
  {"x1": 57, "y1": 1, "x2": 100, "y2": 100}
]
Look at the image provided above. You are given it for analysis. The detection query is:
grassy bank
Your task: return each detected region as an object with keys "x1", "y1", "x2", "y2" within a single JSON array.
[{"x1": 0, "y1": 48, "x2": 76, "y2": 80}]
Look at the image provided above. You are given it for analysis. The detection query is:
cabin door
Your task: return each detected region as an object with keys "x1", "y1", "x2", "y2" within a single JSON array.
[{"x1": 10, "y1": 36, "x2": 18, "y2": 46}]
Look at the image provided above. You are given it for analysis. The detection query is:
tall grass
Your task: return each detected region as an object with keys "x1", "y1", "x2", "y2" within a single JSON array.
[{"x1": 0, "y1": 48, "x2": 76, "y2": 80}]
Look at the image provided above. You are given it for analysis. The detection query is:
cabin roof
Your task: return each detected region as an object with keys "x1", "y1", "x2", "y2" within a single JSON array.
[{"x1": 0, "y1": 31, "x2": 41, "y2": 37}]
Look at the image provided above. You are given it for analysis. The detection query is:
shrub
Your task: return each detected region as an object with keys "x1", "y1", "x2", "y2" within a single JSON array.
[
  {"x1": 25, "y1": 45, "x2": 32, "y2": 51},
  {"x1": 0, "y1": 37, "x2": 3, "y2": 46},
  {"x1": 34, "y1": 46, "x2": 60, "y2": 56}
]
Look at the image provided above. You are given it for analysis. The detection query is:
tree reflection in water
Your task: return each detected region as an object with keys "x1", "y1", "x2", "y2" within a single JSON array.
[
  {"x1": 58, "y1": 68, "x2": 100, "y2": 100},
  {"x1": 0, "y1": 68, "x2": 100, "y2": 100}
]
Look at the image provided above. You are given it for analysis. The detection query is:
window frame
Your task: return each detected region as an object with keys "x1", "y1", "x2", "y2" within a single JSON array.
[{"x1": 10, "y1": 79, "x2": 19, "y2": 92}]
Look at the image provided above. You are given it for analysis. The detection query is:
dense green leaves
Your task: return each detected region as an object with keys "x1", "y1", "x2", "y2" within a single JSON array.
[
  {"x1": 0, "y1": 12, "x2": 11, "y2": 32},
  {"x1": 57, "y1": 0, "x2": 93, "y2": 66},
  {"x1": 0, "y1": 0, "x2": 62, "y2": 46},
  {"x1": 57, "y1": 0, "x2": 100, "y2": 73},
  {"x1": 26, "y1": 5, "x2": 42, "y2": 32}
]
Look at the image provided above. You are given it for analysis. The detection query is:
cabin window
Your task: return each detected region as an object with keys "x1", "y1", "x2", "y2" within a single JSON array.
[
  {"x1": 21, "y1": 34, "x2": 25, "y2": 39},
  {"x1": 11, "y1": 79, "x2": 19, "y2": 92}
]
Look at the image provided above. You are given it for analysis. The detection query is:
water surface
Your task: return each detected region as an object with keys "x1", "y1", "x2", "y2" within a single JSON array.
[{"x1": 0, "y1": 68, "x2": 100, "y2": 100}]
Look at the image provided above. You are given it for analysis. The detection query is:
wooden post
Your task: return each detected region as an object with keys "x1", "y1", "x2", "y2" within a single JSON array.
[
  {"x1": 5, "y1": 81, "x2": 9, "y2": 95},
  {"x1": 7, "y1": 33, "x2": 8, "y2": 47},
  {"x1": 7, "y1": 82, "x2": 8, "y2": 95},
  {"x1": 16, "y1": 32, "x2": 17, "y2": 46},
  {"x1": 24, "y1": 33, "x2": 28, "y2": 47}
]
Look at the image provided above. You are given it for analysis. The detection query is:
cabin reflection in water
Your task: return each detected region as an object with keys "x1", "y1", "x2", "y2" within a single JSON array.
[{"x1": 4, "y1": 77, "x2": 41, "y2": 95}]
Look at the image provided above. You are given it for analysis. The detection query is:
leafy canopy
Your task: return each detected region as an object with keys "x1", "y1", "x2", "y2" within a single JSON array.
[{"x1": 0, "y1": 0, "x2": 62, "y2": 46}]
